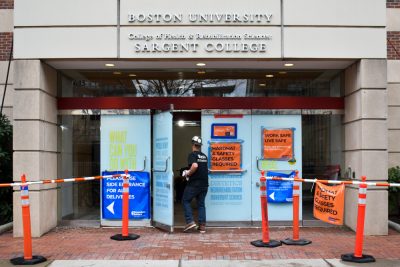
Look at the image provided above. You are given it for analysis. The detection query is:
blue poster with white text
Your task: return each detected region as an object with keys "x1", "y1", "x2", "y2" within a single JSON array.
[
  {"x1": 102, "y1": 171, "x2": 150, "y2": 219},
  {"x1": 266, "y1": 171, "x2": 295, "y2": 203}
]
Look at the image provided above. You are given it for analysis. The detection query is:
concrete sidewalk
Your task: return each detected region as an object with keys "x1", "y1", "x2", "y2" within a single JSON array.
[{"x1": 1, "y1": 259, "x2": 400, "y2": 267}]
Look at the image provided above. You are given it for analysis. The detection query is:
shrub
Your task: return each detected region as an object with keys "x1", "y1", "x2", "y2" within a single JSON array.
[
  {"x1": 388, "y1": 166, "x2": 400, "y2": 216},
  {"x1": 0, "y1": 114, "x2": 12, "y2": 224}
]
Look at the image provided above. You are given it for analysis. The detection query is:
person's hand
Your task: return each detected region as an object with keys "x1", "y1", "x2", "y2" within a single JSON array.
[{"x1": 182, "y1": 170, "x2": 190, "y2": 181}]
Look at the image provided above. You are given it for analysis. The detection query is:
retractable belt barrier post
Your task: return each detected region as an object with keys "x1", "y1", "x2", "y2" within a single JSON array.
[
  {"x1": 110, "y1": 169, "x2": 140, "y2": 241},
  {"x1": 251, "y1": 171, "x2": 281, "y2": 248},
  {"x1": 10, "y1": 175, "x2": 47, "y2": 266},
  {"x1": 341, "y1": 176, "x2": 375, "y2": 263},
  {"x1": 282, "y1": 171, "x2": 311, "y2": 246}
]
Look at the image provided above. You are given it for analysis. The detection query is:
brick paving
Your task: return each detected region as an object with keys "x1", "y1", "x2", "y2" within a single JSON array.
[{"x1": 0, "y1": 227, "x2": 400, "y2": 261}]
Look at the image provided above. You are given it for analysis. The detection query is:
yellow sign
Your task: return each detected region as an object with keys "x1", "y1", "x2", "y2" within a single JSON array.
[{"x1": 108, "y1": 130, "x2": 137, "y2": 170}]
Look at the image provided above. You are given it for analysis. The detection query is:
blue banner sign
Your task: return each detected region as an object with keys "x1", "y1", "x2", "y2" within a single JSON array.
[
  {"x1": 266, "y1": 171, "x2": 295, "y2": 203},
  {"x1": 102, "y1": 171, "x2": 150, "y2": 219}
]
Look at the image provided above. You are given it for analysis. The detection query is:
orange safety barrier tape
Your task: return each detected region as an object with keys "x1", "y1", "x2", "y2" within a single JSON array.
[
  {"x1": 0, "y1": 174, "x2": 127, "y2": 188},
  {"x1": 263, "y1": 176, "x2": 400, "y2": 188}
]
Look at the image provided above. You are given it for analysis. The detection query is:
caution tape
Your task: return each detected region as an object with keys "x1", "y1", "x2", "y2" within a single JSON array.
[
  {"x1": 265, "y1": 176, "x2": 400, "y2": 188},
  {"x1": 2, "y1": 173, "x2": 399, "y2": 188},
  {"x1": 0, "y1": 174, "x2": 128, "y2": 188}
]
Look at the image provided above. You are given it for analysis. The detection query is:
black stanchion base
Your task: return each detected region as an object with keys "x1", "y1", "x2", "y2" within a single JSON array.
[
  {"x1": 281, "y1": 238, "x2": 312, "y2": 246},
  {"x1": 10, "y1": 255, "x2": 47, "y2": 265},
  {"x1": 250, "y1": 239, "x2": 282, "y2": 248},
  {"x1": 341, "y1": 253, "x2": 376, "y2": 263},
  {"x1": 110, "y1": 233, "x2": 140, "y2": 241}
]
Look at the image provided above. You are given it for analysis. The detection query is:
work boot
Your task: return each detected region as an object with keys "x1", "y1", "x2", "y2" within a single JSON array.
[
  {"x1": 198, "y1": 224, "x2": 206, "y2": 234},
  {"x1": 183, "y1": 221, "x2": 197, "y2": 232}
]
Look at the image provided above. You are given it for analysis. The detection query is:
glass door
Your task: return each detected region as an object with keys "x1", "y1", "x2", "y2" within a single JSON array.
[
  {"x1": 201, "y1": 110, "x2": 252, "y2": 222},
  {"x1": 251, "y1": 114, "x2": 302, "y2": 222},
  {"x1": 152, "y1": 111, "x2": 174, "y2": 232},
  {"x1": 100, "y1": 114, "x2": 151, "y2": 227}
]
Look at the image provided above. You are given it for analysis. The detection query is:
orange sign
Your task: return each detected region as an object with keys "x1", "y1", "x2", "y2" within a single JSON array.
[
  {"x1": 313, "y1": 182, "x2": 345, "y2": 225},
  {"x1": 263, "y1": 129, "x2": 294, "y2": 160},
  {"x1": 213, "y1": 125, "x2": 236, "y2": 137},
  {"x1": 210, "y1": 143, "x2": 241, "y2": 171}
]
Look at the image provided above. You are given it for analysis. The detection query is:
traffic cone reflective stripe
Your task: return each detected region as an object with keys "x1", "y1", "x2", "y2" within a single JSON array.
[{"x1": 292, "y1": 183, "x2": 300, "y2": 196}]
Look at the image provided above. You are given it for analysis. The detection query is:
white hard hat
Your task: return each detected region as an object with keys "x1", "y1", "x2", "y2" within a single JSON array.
[{"x1": 191, "y1": 136, "x2": 203, "y2": 146}]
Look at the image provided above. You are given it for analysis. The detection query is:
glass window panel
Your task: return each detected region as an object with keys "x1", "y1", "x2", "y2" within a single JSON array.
[
  {"x1": 60, "y1": 115, "x2": 100, "y2": 220},
  {"x1": 60, "y1": 70, "x2": 343, "y2": 97}
]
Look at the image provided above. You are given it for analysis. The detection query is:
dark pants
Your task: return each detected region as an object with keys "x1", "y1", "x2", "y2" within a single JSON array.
[{"x1": 182, "y1": 185, "x2": 208, "y2": 224}]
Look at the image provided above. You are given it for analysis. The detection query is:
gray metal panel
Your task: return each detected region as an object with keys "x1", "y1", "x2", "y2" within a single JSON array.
[{"x1": 153, "y1": 221, "x2": 174, "y2": 233}]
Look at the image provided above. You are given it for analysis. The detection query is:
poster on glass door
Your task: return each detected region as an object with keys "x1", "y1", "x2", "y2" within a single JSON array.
[
  {"x1": 266, "y1": 170, "x2": 294, "y2": 203},
  {"x1": 262, "y1": 127, "x2": 295, "y2": 161},
  {"x1": 209, "y1": 141, "x2": 242, "y2": 171},
  {"x1": 102, "y1": 170, "x2": 150, "y2": 219}
]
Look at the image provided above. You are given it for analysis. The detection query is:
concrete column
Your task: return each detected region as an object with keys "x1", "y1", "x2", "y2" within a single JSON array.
[
  {"x1": 13, "y1": 60, "x2": 58, "y2": 237},
  {"x1": 344, "y1": 59, "x2": 388, "y2": 235}
]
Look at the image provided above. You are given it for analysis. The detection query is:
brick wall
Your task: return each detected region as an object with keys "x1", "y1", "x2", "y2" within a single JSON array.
[
  {"x1": 0, "y1": 0, "x2": 13, "y2": 9},
  {"x1": 0, "y1": 32, "x2": 13, "y2": 61},
  {"x1": 388, "y1": 32, "x2": 400, "y2": 60},
  {"x1": 388, "y1": 0, "x2": 400, "y2": 8}
]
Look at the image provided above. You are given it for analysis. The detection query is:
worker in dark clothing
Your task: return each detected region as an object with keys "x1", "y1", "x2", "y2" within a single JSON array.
[{"x1": 182, "y1": 136, "x2": 209, "y2": 233}]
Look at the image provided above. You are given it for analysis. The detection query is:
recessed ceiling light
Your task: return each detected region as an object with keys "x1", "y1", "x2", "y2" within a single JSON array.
[
  {"x1": 129, "y1": 74, "x2": 136, "y2": 77},
  {"x1": 284, "y1": 63, "x2": 294, "y2": 67},
  {"x1": 279, "y1": 71, "x2": 287, "y2": 74},
  {"x1": 196, "y1": 63, "x2": 206, "y2": 67},
  {"x1": 178, "y1": 120, "x2": 185, "y2": 127},
  {"x1": 259, "y1": 83, "x2": 266, "y2": 87},
  {"x1": 113, "y1": 71, "x2": 121, "y2": 75},
  {"x1": 197, "y1": 71, "x2": 206, "y2": 74},
  {"x1": 105, "y1": 63, "x2": 115, "y2": 67},
  {"x1": 266, "y1": 74, "x2": 274, "y2": 78}
]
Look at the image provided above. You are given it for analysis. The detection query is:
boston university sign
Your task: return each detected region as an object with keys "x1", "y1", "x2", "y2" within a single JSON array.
[
  {"x1": 120, "y1": 0, "x2": 282, "y2": 58},
  {"x1": 127, "y1": 13, "x2": 274, "y2": 24},
  {"x1": 122, "y1": 13, "x2": 279, "y2": 56}
]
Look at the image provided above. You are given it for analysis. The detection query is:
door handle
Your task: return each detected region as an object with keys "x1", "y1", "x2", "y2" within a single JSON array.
[
  {"x1": 135, "y1": 156, "x2": 147, "y2": 172},
  {"x1": 256, "y1": 156, "x2": 262, "y2": 171},
  {"x1": 165, "y1": 183, "x2": 171, "y2": 189},
  {"x1": 153, "y1": 157, "x2": 170, "y2": 172}
]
